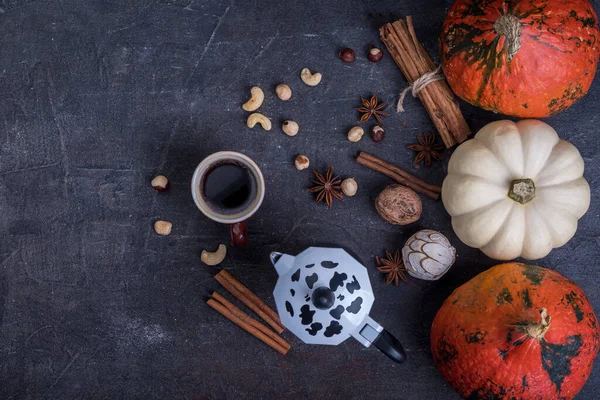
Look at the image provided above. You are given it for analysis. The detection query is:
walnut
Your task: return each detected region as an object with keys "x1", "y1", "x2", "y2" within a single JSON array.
[{"x1": 375, "y1": 185, "x2": 422, "y2": 225}]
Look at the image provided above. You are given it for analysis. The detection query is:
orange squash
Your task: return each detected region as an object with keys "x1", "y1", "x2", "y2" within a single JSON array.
[
  {"x1": 440, "y1": 0, "x2": 600, "y2": 118},
  {"x1": 431, "y1": 263, "x2": 600, "y2": 399}
]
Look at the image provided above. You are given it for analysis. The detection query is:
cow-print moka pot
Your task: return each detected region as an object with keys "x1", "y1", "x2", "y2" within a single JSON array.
[{"x1": 270, "y1": 247, "x2": 407, "y2": 363}]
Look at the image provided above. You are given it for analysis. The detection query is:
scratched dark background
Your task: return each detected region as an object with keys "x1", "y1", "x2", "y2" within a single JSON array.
[{"x1": 0, "y1": 0, "x2": 599, "y2": 399}]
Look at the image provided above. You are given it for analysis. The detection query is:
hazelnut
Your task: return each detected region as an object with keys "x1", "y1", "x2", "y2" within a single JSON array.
[
  {"x1": 339, "y1": 48, "x2": 356, "y2": 63},
  {"x1": 154, "y1": 220, "x2": 172, "y2": 236},
  {"x1": 276, "y1": 84, "x2": 292, "y2": 101},
  {"x1": 371, "y1": 125, "x2": 385, "y2": 142},
  {"x1": 341, "y1": 178, "x2": 358, "y2": 196},
  {"x1": 347, "y1": 126, "x2": 364, "y2": 142},
  {"x1": 375, "y1": 185, "x2": 422, "y2": 225},
  {"x1": 295, "y1": 155, "x2": 310, "y2": 170},
  {"x1": 151, "y1": 175, "x2": 169, "y2": 192},
  {"x1": 367, "y1": 47, "x2": 384, "y2": 62},
  {"x1": 282, "y1": 120, "x2": 299, "y2": 136}
]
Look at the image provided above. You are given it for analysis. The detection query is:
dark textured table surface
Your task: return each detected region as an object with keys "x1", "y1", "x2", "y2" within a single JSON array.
[{"x1": 1, "y1": 0, "x2": 599, "y2": 399}]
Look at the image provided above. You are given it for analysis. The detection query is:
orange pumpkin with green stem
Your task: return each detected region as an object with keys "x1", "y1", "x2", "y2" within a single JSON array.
[
  {"x1": 431, "y1": 263, "x2": 600, "y2": 399},
  {"x1": 440, "y1": 0, "x2": 600, "y2": 118}
]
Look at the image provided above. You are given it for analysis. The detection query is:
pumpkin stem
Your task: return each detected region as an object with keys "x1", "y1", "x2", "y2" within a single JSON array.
[
  {"x1": 508, "y1": 179, "x2": 535, "y2": 204},
  {"x1": 494, "y1": 14, "x2": 522, "y2": 60},
  {"x1": 526, "y1": 308, "x2": 551, "y2": 340}
]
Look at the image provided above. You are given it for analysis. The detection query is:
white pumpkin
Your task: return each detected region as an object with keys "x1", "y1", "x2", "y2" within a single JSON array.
[{"x1": 442, "y1": 120, "x2": 590, "y2": 261}]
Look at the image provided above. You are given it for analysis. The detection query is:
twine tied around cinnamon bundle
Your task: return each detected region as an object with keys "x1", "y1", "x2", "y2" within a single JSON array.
[
  {"x1": 380, "y1": 18, "x2": 471, "y2": 147},
  {"x1": 397, "y1": 66, "x2": 445, "y2": 113}
]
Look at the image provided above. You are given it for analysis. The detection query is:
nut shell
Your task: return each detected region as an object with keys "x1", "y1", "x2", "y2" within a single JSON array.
[
  {"x1": 371, "y1": 125, "x2": 385, "y2": 142},
  {"x1": 375, "y1": 185, "x2": 422, "y2": 225},
  {"x1": 339, "y1": 48, "x2": 356, "y2": 63},
  {"x1": 402, "y1": 230, "x2": 455, "y2": 280},
  {"x1": 367, "y1": 47, "x2": 383, "y2": 62}
]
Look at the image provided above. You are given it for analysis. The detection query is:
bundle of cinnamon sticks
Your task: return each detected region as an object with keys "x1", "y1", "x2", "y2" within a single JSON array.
[
  {"x1": 380, "y1": 17, "x2": 471, "y2": 148},
  {"x1": 208, "y1": 270, "x2": 290, "y2": 355},
  {"x1": 356, "y1": 152, "x2": 441, "y2": 200}
]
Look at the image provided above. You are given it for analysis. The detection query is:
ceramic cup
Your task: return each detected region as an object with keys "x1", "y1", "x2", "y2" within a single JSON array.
[{"x1": 191, "y1": 151, "x2": 265, "y2": 247}]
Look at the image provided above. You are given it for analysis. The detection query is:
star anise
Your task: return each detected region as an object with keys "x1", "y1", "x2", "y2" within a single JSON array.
[
  {"x1": 406, "y1": 131, "x2": 444, "y2": 167},
  {"x1": 376, "y1": 249, "x2": 407, "y2": 286},
  {"x1": 355, "y1": 94, "x2": 389, "y2": 124},
  {"x1": 308, "y1": 166, "x2": 344, "y2": 208}
]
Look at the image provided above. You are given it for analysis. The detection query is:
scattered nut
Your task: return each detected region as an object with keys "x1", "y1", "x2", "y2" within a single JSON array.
[
  {"x1": 154, "y1": 220, "x2": 172, "y2": 236},
  {"x1": 375, "y1": 185, "x2": 422, "y2": 225},
  {"x1": 300, "y1": 68, "x2": 322, "y2": 86},
  {"x1": 247, "y1": 112, "x2": 272, "y2": 131},
  {"x1": 151, "y1": 175, "x2": 168, "y2": 192},
  {"x1": 295, "y1": 155, "x2": 310, "y2": 170},
  {"x1": 403, "y1": 230, "x2": 455, "y2": 281},
  {"x1": 341, "y1": 178, "x2": 358, "y2": 196},
  {"x1": 282, "y1": 120, "x2": 299, "y2": 136},
  {"x1": 371, "y1": 125, "x2": 385, "y2": 142},
  {"x1": 368, "y1": 47, "x2": 384, "y2": 62},
  {"x1": 242, "y1": 87, "x2": 264, "y2": 112},
  {"x1": 201, "y1": 244, "x2": 227, "y2": 266},
  {"x1": 347, "y1": 126, "x2": 364, "y2": 142},
  {"x1": 276, "y1": 84, "x2": 292, "y2": 101},
  {"x1": 339, "y1": 48, "x2": 356, "y2": 63}
]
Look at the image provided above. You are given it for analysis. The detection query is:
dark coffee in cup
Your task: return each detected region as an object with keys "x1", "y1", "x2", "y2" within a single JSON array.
[
  {"x1": 191, "y1": 151, "x2": 265, "y2": 247},
  {"x1": 201, "y1": 161, "x2": 257, "y2": 214}
]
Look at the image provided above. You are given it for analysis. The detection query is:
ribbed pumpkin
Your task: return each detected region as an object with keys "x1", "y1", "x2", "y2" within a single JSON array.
[
  {"x1": 440, "y1": 0, "x2": 600, "y2": 118},
  {"x1": 431, "y1": 263, "x2": 600, "y2": 399}
]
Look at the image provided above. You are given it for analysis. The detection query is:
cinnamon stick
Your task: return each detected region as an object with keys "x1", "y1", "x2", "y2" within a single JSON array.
[
  {"x1": 217, "y1": 270, "x2": 282, "y2": 325},
  {"x1": 356, "y1": 155, "x2": 440, "y2": 200},
  {"x1": 359, "y1": 152, "x2": 441, "y2": 194},
  {"x1": 380, "y1": 17, "x2": 471, "y2": 148},
  {"x1": 211, "y1": 291, "x2": 290, "y2": 351},
  {"x1": 214, "y1": 271, "x2": 285, "y2": 334},
  {"x1": 207, "y1": 298, "x2": 289, "y2": 355}
]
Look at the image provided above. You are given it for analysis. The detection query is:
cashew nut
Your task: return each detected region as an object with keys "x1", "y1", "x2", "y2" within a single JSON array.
[
  {"x1": 300, "y1": 68, "x2": 322, "y2": 86},
  {"x1": 242, "y1": 87, "x2": 264, "y2": 112},
  {"x1": 247, "y1": 113, "x2": 272, "y2": 131},
  {"x1": 201, "y1": 244, "x2": 227, "y2": 266}
]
